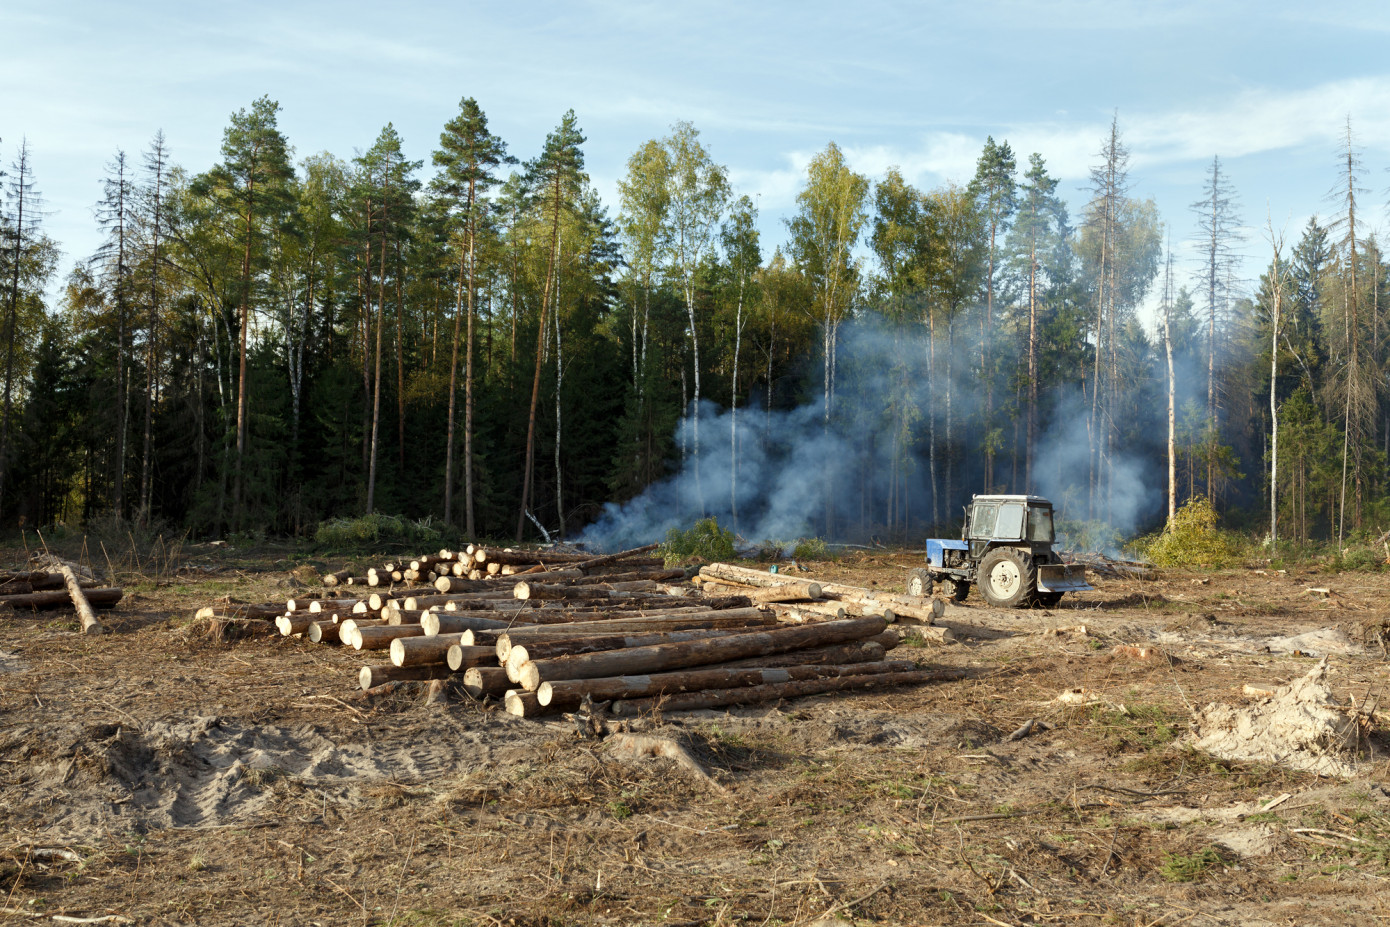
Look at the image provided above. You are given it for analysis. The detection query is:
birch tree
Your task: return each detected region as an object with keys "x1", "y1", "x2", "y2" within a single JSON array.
[
  {"x1": 721, "y1": 194, "x2": 760, "y2": 528},
  {"x1": 659, "y1": 122, "x2": 728, "y2": 514}
]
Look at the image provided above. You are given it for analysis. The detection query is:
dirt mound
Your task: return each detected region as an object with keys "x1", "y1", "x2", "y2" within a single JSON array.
[{"x1": 1187, "y1": 659, "x2": 1371, "y2": 778}]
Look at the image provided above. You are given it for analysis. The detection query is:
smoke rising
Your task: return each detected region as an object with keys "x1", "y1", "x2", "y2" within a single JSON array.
[{"x1": 577, "y1": 315, "x2": 1167, "y2": 552}]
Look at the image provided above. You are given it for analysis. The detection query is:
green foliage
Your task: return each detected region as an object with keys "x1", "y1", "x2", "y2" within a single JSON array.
[
  {"x1": 791, "y1": 537, "x2": 834, "y2": 561},
  {"x1": 1161, "y1": 846, "x2": 1224, "y2": 882},
  {"x1": 313, "y1": 513, "x2": 443, "y2": 549},
  {"x1": 1141, "y1": 497, "x2": 1247, "y2": 568},
  {"x1": 661, "y1": 517, "x2": 737, "y2": 564}
]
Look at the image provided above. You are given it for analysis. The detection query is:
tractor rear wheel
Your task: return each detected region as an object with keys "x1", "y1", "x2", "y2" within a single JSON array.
[
  {"x1": 979, "y1": 547, "x2": 1036, "y2": 609},
  {"x1": 906, "y1": 568, "x2": 933, "y2": 598}
]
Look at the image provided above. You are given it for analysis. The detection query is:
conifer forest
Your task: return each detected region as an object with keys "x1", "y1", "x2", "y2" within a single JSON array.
[{"x1": 0, "y1": 100, "x2": 1381, "y2": 547}]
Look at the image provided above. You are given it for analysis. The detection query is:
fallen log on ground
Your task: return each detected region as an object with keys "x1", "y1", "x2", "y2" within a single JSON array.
[
  {"x1": 611, "y1": 665, "x2": 976, "y2": 715},
  {"x1": 193, "y1": 601, "x2": 280, "y2": 621},
  {"x1": 307, "y1": 619, "x2": 340, "y2": 644},
  {"x1": 568, "y1": 542, "x2": 661, "y2": 573},
  {"x1": 0, "y1": 587, "x2": 124, "y2": 612},
  {"x1": 359, "y1": 663, "x2": 454, "y2": 690},
  {"x1": 538, "y1": 659, "x2": 920, "y2": 709}
]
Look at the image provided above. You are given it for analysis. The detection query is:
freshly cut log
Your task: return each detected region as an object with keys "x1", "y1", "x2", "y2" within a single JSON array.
[
  {"x1": 538, "y1": 659, "x2": 918, "y2": 708},
  {"x1": 421, "y1": 612, "x2": 515, "y2": 636},
  {"x1": 699, "y1": 563, "x2": 805, "y2": 590},
  {"x1": 338, "y1": 617, "x2": 387, "y2": 642},
  {"x1": 488, "y1": 611, "x2": 778, "y2": 647},
  {"x1": 277, "y1": 613, "x2": 314, "y2": 636},
  {"x1": 56, "y1": 562, "x2": 105, "y2": 635},
  {"x1": 307, "y1": 608, "x2": 357, "y2": 623},
  {"x1": 716, "y1": 640, "x2": 887, "y2": 669},
  {"x1": 390, "y1": 632, "x2": 465, "y2": 667},
  {"x1": 500, "y1": 627, "x2": 740, "y2": 666},
  {"x1": 307, "y1": 620, "x2": 340, "y2": 644},
  {"x1": 462, "y1": 666, "x2": 511, "y2": 698},
  {"x1": 610, "y1": 666, "x2": 975, "y2": 715},
  {"x1": 765, "y1": 602, "x2": 848, "y2": 622},
  {"x1": 359, "y1": 663, "x2": 453, "y2": 690},
  {"x1": 503, "y1": 689, "x2": 547, "y2": 717},
  {"x1": 322, "y1": 569, "x2": 352, "y2": 587},
  {"x1": 516, "y1": 616, "x2": 886, "y2": 691},
  {"x1": 0, "y1": 581, "x2": 32, "y2": 595},
  {"x1": 504, "y1": 605, "x2": 717, "y2": 624},
  {"x1": 569, "y1": 542, "x2": 661, "y2": 573},
  {"x1": 434, "y1": 576, "x2": 494, "y2": 594},
  {"x1": 191, "y1": 600, "x2": 275, "y2": 621},
  {"x1": 476, "y1": 548, "x2": 591, "y2": 566},
  {"x1": 513, "y1": 580, "x2": 660, "y2": 601},
  {"x1": 307, "y1": 598, "x2": 359, "y2": 613},
  {"x1": 352, "y1": 624, "x2": 425, "y2": 651},
  {"x1": 445, "y1": 643, "x2": 502, "y2": 671},
  {"x1": 383, "y1": 607, "x2": 428, "y2": 626},
  {"x1": 742, "y1": 581, "x2": 822, "y2": 603},
  {"x1": 822, "y1": 591, "x2": 940, "y2": 623}
]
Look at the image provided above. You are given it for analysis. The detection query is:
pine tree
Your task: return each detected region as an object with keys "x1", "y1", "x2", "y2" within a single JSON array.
[
  {"x1": 968, "y1": 137, "x2": 1017, "y2": 488},
  {"x1": 431, "y1": 98, "x2": 513, "y2": 536}
]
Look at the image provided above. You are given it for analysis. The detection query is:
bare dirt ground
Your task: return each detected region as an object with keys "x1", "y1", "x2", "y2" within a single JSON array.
[{"x1": 4, "y1": 546, "x2": 1390, "y2": 926}]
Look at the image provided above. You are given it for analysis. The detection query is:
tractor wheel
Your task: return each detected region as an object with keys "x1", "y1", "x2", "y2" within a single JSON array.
[
  {"x1": 1036, "y1": 591, "x2": 1063, "y2": 608},
  {"x1": 906, "y1": 568, "x2": 933, "y2": 598},
  {"x1": 940, "y1": 578, "x2": 971, "y2": 602},
  {"x1": 979, "y1": 548, "x2": 1036, "y2": 609}
]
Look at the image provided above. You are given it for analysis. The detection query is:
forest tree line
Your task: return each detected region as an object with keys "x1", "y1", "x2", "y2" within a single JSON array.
[{"x1": 0, "y1": 99, "x2": 1384, "y2": 545}]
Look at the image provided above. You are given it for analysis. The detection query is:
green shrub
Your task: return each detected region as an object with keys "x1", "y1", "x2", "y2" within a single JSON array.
[
  {"x1": 661, "y1": 517, "x2": 737, "y2": 564},
  {"x1": 792, "y1": 537, "x2": 833, "y2": 561},
  {"x1": 1161, "y1": 846, "x2": 1224, "y2": 882},
  {"x1": 313, "y1": 514, "x2": 443, "y2": 549},
  {"x1": 1141, "y1": 497, "x2": 1246, "y2": 568}
]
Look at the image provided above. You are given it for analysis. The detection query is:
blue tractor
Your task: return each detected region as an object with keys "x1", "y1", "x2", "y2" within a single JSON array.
[{"x1": 907, "y1": 494, "x2": 1092, "y2": 608}]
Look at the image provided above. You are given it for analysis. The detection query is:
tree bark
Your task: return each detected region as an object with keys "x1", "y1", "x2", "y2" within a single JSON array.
[
  {"x1": 610, "y1": 666, "x2": 973, "y2": 715},
  {"x1": 516, "y1": 616, "x2": 886, "y2": 691}
]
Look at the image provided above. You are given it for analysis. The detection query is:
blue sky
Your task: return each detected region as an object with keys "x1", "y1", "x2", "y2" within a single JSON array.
[{"x1": 7, "y1": 0, "x2": 1390, "y2": 319}]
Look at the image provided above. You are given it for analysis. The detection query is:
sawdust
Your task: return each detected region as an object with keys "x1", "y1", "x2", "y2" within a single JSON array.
[{"x1": 1187, "y1": 658, "x2": 1372, "y2": 778}]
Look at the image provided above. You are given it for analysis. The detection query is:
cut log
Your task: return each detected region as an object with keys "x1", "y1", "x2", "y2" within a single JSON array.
[
  {"x1": 359, "y1": 663, "x2": 453, "y2": 690},
  {"x1": 0, "y1": 587, "x2": 124, "y2": 612},
  {"x1": 307, "y1": 620, "x2": 340, "y2": 644},
  {"x1": 446, "y1": 643, "x2": 503, "y2": 671},
  {"x1": 476, "y1": 547, "x2": 591, "y2": 567},
  {"x1": 462, "y1": 666, "x2": 511, "y2": 698},
  {"x1": 322, "y1": 569, "x2": 352, "y2": 587},
  {"x1": 610, "y1": 666, "x2": 974, "y2": 714},
  {"x1": 500, "y1": 627, "x2": 742, "y2": 666},
  {"x1": 699, "y1": 563, "x2": 807, "y2": 590},
  {"x1": 765, "y1": 602, "x2": 848, "y2": 622},
  {"x1": 538, "y1": 659, "x2": 918, "y2": 708},
  {"x1": 0, "y1": 581, "x2": 32, "y2": 595},
  {"x1": 351, "y1": 624, "x2": 425, "y2": 651},
  {"x1": 338, "y1": 616, "x2": 387, "y2": 642},
  {"x1": 390, "y1": 632, "x2": 466, "y2": 668},
  {"x1": 307, "y1": 598, "x2": 359, "y2": 614},
  {"x1": 56, "y1": 562, "x2": 105, "y2": 635},
  {"x1": 514, "y1": 580, "x2": 662, "y2": 600},
  {"x1": 569, "y1": 542, "x2": 661, "y2": 573},
  {"x1": 277, "y1": 613, "x2": 314, "y2": 636},
  {"x1": 434, "y1": 576, "x2": 494, "y2": 594},
  {"x1": 421, "y1": 612, "x2": 515, "y2": 636},
  {"x1": 713, "y1": 640, "x2": 887, "y2": 669},
  {"x1": 516, "y1": 616, "x2": 886, "y2": 691},
  {"x1": 503, "y1": 689, "x2": 548, "y2": 718},
  {"x1": 383, "y1": 607, "x2": 428, "y2": 626},
  {"x1": 191, "y1": 600, "x2": 277, "y2": 621}
]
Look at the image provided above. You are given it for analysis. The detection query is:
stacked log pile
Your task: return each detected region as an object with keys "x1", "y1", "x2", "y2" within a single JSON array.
[{"x1": 194, "y1": 549, "x2": 963, "y2": 719}]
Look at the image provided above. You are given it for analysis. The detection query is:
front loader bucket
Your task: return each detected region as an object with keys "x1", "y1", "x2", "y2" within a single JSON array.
[{"x1": 1037, "y1": 563, "x2": 1093, "y2": 594}]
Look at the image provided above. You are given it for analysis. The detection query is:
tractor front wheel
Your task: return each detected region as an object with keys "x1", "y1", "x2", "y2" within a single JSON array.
[
  {"x1": 940, "y1": 578, "x2": 970, "y2": 602},
  {"x1": 979, "y1": 548, "x2": 1036, "y2": 609}
]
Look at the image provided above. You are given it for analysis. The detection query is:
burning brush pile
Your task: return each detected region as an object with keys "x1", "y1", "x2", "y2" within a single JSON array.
[{"x1": 194, "y1": 546, "x2": 962, "y2": 718}]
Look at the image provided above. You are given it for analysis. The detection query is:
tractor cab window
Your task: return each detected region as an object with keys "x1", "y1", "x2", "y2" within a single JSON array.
[
  {"x1": 970, "y1": 503, "x2": 998, "y2": 539},
  {"x1": 996, "y1": 503, "x2": 1025, "y2": 539},
  {"x1": 1027, "y1": 506, "x2": 1054, "y2": 543}
]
